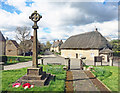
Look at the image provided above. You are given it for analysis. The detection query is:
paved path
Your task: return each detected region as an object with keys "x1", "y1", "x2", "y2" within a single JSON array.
[
  {"x1": 4, "y1": 61, "x2": 32, "y2": 70},
  {"x1": 72, "y1": 70, "x2": 99, "y2": 91}
]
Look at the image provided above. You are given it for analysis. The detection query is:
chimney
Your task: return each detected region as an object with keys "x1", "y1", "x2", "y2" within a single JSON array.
[
  {"x1": 95, "y1": 28, "x2": 98, "y2": 31},
  {"x1": 31, "y1": 36, "x2": 33, "y2": 40}
]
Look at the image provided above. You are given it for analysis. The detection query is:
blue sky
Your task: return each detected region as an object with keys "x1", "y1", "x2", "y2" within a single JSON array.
[
  {"x1": 0, "y1": 1, "x2": 21, "y2": 14},
  {"x1": 0, "y1": 0, "x2": 119, "y2": 43}
]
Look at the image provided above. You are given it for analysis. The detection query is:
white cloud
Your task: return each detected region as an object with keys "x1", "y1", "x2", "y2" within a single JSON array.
[{"x1": 0, "y1": 1, "x2": 118, "y2": 44}]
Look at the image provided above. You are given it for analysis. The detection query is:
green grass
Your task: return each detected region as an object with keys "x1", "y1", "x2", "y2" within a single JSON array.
[
  {"x1": 2, "y1": 65, "x2": 66, "y2": 92},
  {"x1": 92, "y1": 66, "x2": 118, "y2": 91},
  {"x1": 6, "y1": 56, "x2": 41, "y2": 65}
]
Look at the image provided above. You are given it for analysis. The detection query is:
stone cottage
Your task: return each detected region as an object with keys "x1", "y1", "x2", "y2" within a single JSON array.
[
  {"x1": 50, "y1": 40, "x2": 63, "y2": 53},
  {"x1": 60, "y1": 29, "x2": 113, "y2": 62},
  {"x1": 6, "y1": 40, "x2": 22, "y2": 56},
  {"x1": 0, "y1": 31, "x2": 6, "y2": 55}
]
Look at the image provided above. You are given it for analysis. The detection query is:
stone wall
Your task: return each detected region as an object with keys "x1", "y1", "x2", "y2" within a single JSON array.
[
  {"x1": 61, "y1": 49, "x2": 99, "y2": 61},
  {"x1": 0, "y1": 41, "x2": 6, "y2": 55}
]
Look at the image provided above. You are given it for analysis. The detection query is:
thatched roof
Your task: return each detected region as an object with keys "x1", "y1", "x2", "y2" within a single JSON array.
[
  {"x1": 61, "y1": 31, "x2": 112, "y2": 49},
  {"x1": 99, "y1": 48, "x2": 113, "y2": 53},
  {"x1": 0, "y1": 31, "x2": 6, "y2": 42}
]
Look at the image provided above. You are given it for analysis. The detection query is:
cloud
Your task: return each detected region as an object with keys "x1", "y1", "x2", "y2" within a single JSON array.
[{"x1": 0, "y1": 1, "x2": 118, "y2": 44}]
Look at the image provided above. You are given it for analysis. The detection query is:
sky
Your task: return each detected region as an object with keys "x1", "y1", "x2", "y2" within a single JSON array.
[{"x1": 0, "y1": 0, "x2": 119, "y2": 44}]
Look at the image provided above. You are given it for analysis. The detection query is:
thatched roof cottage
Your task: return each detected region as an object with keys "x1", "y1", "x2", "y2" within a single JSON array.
[{"x1": 60, "y1": 29, "x2": 113, "y2": 61}]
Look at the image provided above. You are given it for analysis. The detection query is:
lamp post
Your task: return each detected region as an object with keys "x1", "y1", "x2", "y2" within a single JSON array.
[{"x1": 29, "y1": 10, "x2": 42, "y2": 68}]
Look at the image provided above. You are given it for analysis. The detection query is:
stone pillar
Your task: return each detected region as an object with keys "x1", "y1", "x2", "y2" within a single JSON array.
[
  {"x1": 109, "y1": 57, "x2": 113, "y2": 66},
  {"x1": 80, "y1": 59, "x2": 83, "y2": 70},
  {"x1": 32, "y1": 27, "x2": 38, "y2": 67},
  {"x1": 65, "y1": 58, "x2": 70, "y2": 71},
  {"x1": 41, "y1": 58, "x2": 44, "y2": 65},
  {"x1": 29, "y1": 10, "x2": 42, "y2": 68},
  {"x1": 68, "y1": 58, "x2": 70, "y2": 70}
]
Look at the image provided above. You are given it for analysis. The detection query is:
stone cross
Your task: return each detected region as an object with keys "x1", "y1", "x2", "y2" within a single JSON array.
[{"x1": 29, "y1": 10, "x2": 42, "y2": 68}]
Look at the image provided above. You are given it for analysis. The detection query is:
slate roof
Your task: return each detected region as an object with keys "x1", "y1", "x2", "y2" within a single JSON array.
[
  {"x1": 0, "y1": 31, "x2": 6, "y2": 41},
  {"x1": 60, "y1": 31, "x2": 112, "y2": 49}
]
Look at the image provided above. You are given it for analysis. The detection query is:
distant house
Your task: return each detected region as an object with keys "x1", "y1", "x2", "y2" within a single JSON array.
[
  {"x1": 0, "y1": 31, "x2": 6, "y2": 55},
  {"x1": 20, "y1": 36, "x2": 41, "y2": 54},
  {"x1": 60, "y1": 29, "x2": 113, "y2": 62},
  {"x1": 50, "y1": 40, "x2": 63, "y2": 53},
  {"x1": 6, "y1": 40, "x2": 22, "y2": 56}
]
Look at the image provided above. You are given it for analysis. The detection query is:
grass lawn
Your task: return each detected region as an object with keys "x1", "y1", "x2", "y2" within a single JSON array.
[
  {"x1": 6, "y1": 56, "x2": 41, "y2": 65},
  {"x1": 92, "y1": 66, "x2": 118, "y2": 91},
  {"x1": 2, "y1": 65, "x2": 66, "y2": 92}
]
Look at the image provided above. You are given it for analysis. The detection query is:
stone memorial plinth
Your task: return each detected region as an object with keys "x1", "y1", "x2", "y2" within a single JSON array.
[{"x1": 16, "y1": 66, "x2": 54, "y2": 86}]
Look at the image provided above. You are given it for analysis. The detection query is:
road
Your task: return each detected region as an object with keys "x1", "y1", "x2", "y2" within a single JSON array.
[{"x1": 4, "y1": 51, "x2": 119, "y2": 70}]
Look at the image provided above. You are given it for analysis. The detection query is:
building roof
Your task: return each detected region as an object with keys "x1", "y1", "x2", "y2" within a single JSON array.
[
  {"x1": 99, "y1": 48, "x2": 113, "y2": 53},
  {"x1": 61, "y1": 31, "x2": 112, "y2": 49},
  {"x1": 51, "y1": 40, "x2": 63, "y2": 48},
  {"x1": 0, "y1": 31, "x2": 6, "y2": 42},
  {"x1": 10, "y1": 40, "x2": 20, "y2": 48}
]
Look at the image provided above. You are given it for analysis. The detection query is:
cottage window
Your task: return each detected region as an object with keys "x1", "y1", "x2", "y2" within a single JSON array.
[
  {"x1": 91, "y1": 53, "x2": 94, "y2": 57},
  {"x1": 79, "y1": 54, "x2": 82, "y2": 57},
  {"x1": 68, "y1": 54, "x2": 71, "y2": 57}
]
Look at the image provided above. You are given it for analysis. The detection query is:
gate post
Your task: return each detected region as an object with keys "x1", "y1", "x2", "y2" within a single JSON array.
[
  {"x1": 41, "y1": 58, "x2": 44, "y2": 65},
  {"x1": 109, "y1": 57, "x2": 113, "y2": 66},
  {"x1": 65, "y1": 58, "x2": 70, "y2": 71},
  {"x1": 80, "y1": 58, "x2": 83, "y2": 70}
]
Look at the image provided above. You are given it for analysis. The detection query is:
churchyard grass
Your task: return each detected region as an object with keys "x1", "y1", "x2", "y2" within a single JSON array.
[
  {"x1": 6, "y1": 56, "x2": 41, "y2": 65},
  {"x1": 92, "y1": 66, "x2": 118, "y2": 91},
  {"x1": 2, "y1": 65, "x2": 66, "y2": 92}
]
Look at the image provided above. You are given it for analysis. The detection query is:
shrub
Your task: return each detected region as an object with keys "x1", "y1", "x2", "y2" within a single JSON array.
[
  {"x1": 113, "y1": 51, "x2": 120, "y2": 57},
  {"x1": 0, "y1": 56, "x2": 7, "y2": 64}
]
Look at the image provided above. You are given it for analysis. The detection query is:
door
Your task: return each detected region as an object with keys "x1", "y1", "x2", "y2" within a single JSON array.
[{"x1": 76, "y1": 53, "x2": 78, "y2": 58}]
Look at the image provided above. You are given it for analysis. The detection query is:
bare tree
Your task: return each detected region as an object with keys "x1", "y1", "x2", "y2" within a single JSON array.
[{"x1": 16, "y1": 26, "x2": 31, "y2": 56}]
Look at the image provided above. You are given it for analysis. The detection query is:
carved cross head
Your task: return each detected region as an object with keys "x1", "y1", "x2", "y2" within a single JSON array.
[{"x1": 29, "y1": 10, "x2": 42, "y2": 22}]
